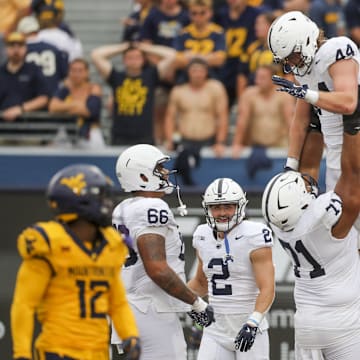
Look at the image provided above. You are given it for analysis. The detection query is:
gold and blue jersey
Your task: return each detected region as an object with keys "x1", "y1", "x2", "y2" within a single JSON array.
[
  {"x1": 11, "y1": 220, "x2": 138, "y2": 360},
  {"x1": 174, "y1": 22, "x2": 226, "y2": 57}
]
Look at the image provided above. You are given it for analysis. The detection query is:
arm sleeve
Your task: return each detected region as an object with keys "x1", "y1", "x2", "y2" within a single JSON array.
[{"x1": 11, "y1": 259, "x2": 52, "y2": 359}]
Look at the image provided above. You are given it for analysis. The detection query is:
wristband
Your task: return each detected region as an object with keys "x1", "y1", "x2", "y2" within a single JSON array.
[
  {"x1": 247, "y1": 311, "x2": 264, "y2": 327},
  {"x1": 191, "y1": 297, "x2": 207, "y2": 312},
  {"x1": 304, "y1": 89, "x2": 319, "y2": 105},
  {"x1": 285, "y1": 157, "x2": 299, "y2": 171}
]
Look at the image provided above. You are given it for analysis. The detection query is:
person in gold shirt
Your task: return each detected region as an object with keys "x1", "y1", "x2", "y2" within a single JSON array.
[{"x1": 11, "y1": 164, "x2": 140, "y2": 360}]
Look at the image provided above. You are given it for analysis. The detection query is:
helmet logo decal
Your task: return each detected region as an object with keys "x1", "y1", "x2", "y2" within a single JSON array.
[{"x1": 60, "y1": 173, "x2": 86, "y2": 195}]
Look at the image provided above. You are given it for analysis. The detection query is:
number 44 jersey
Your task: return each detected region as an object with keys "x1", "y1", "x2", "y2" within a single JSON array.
[{"x1": 112, "y1": 196, "x2": 190, "y2": 313}]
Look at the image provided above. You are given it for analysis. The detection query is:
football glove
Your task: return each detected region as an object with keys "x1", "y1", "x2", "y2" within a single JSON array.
[
  {"x1": 187, "y1": 297, "x2": 215, "y2": 327},
  {"x1": 234, "y1": 323, "x2": 258, "y2": 352},
  {"x1": 122, "y1": 336, "x2": 141, "y2": 360},
  {"x1": 272, "y1": 75, "x2": 308, "y2": 100}
]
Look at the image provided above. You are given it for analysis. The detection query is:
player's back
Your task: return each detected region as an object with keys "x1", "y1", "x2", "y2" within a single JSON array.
[
  {"x1": 113, "y1": 196, "x2": 189, "y2": 313},
  {"x1": 26, "y1": 40, "x2": 68, "y2": 93}
]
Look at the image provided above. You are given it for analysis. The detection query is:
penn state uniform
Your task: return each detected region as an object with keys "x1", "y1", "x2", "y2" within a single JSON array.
[
  {"x1": 295, "y1": 37, "x2": 360, "y2": 192},
  {"x1": 271, "y1": 191, "x2": 360, "y2": 358},
  {"x1": 193, "y1": 220, "x2": 273, "y2": 359},
  {"x1": 111, "y1": 197, "x2": 190, "y2": 360},
  {"x1": 11, "y1": 221, "x2": 137, "y2": 360}
]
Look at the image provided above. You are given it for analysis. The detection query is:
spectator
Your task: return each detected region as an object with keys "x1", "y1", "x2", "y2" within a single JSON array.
[
  {"x1": 282, "y1": 0, "x2": 311, "y2": 14},
  {"x1": 344, "y1": 0, "x2": 360, "y2": 47},
  {"x1": 231, "y1": 64, "x2": 293, "y2": 178},
  {"x1": 164, "y1": 57, "x2": 228, "y2": 185},
  {"x1": 172, "y1": 0, "x2": 227, "y2": 82},
  {"x1": 0, "y1": 0, "x2": 30, "y2": 63},
  {"x1": 188, "y1": 177, "x2": 274, "y2": 358},
  {"x1": 140, "y1": 0, "x2": 190, "y2": 47},
  {"x1": 30, "y1": 0, "x2": 75, "y2": 36},
  {"x1": 17, "y1": 15, "x2": 68, "y2": 95},
  {"x1": 36, "y1": 4, "x2": 83, "y2": 61},
  {"x1": 48, "y1": 58, "x2": 106, "y2": 149},
  {"x1": 214, "y1": 0, "x2": 263, "y2": 107},
  {"x1": 0, "y1": 32, "x2": 49, "y2": 122},
  {"x1": 112, "y1": 144, "x2": 215, "y2": 359},
  {"x1": 91, "y1": 41, "x2": 176, "y2": 146},
  {"x1": 238, "y1": 11, "x2": 276, "y2": 87},
  {"x1": 139, "y1": 0, "x2": 190, "y2": 146},
  {"x1": 309, "y1": 0, "x2": 345, "y2": 38},
  {"x1": 121, "y1": 0, "x2": 155, "y2": 42},
  {"x1": 11, "y1": 164, "x2": 140, "y2": 360}
]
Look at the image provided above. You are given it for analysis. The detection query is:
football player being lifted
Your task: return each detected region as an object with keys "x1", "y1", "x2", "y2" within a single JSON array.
[
  {"x1": 11, "y1": 164, "x2": 140, "y2": 360},
  {"x1": 188, "y1": 177, "x2": 275, "y2": 359},
  {"x1": 268, "y1": 10, "x2": 360, "y2": 244},
  {"x1": 111, "y1": 144, "x2": 215, "y2": 360}
]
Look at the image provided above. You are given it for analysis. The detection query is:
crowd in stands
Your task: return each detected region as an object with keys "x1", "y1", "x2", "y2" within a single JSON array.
[{"x1": 0, "y1": 0, "x2": 358, "y2": 182}]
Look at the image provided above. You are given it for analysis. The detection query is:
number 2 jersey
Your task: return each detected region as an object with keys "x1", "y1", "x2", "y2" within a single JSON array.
[
  {"x1": 270, "y1": 191, "x2": 360, "y2": 336},
  {"x1": 296, "y1": 36, "x2": 360, "y2": 190},
  {"x1": 193, "y1": 220, "x2": 273, "y2": 321},
  {"x1": 11, "y1": 220, "x2": 138, "y2": 359},
  {"x1": 112, "y1": 196, "x2": 190, "y2": 313}
]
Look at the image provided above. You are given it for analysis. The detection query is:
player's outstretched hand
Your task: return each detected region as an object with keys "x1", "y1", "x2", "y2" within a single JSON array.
[
  {"x1": 234, "y1": 323, "x2": 258, "y2": 352},
  {"x1": 122, "y1": 336, "x2": 141, "y2": 360},
  {"x1": 272, "y1": 75, "x2": 308, "y2": 100},
  {"x1": 187, "y1": 297, "x2": 215, "y2": 327}
]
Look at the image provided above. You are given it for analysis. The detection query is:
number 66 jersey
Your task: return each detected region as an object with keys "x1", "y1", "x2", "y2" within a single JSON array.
[{"x1": 112, "y1": 196, "x2": 190, "y2": 313}]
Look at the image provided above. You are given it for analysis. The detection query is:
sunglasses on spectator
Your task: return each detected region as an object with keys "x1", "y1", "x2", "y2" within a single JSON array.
[{"x1": 190, "y1": 10, "x2": 207, "y2": 16}]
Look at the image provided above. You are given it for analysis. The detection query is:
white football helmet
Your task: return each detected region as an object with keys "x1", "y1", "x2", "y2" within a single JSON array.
[
  {"x1": 262, "y1": 171, "x2": 317, "y2": 232},
  {"x1": 267, "y1": 11, "x2": 319, "y2": 76},
  {"x1": 202, "y1": 178, "x2": 248, "y2": 232},
  {"x1": 116, "y1": 144, "x2": 175, "y2": 193}
]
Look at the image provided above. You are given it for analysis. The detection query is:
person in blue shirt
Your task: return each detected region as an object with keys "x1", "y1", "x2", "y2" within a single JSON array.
[
  {"x1": 0, "y1": 32, "x2": 49, "y2": 122},
  {"x1": 17, "y1": 15, "x2": 68, "y2": 96},
  {"x1": 214, "y1": 0, "x2": 263, "y2": 107}
]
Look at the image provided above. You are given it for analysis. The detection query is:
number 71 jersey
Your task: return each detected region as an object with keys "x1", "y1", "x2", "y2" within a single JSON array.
[
  {"x1": 271, "y1": 191, "x2": 360, "y2": 309},
  {"x1": 112, "y1": 197, "x2": 190, "y2": 313}
]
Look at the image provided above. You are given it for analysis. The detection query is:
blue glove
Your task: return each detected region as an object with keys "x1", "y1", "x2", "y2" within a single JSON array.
[
  {"x1": 234, "y1": 323, "x2": 258, "y2": 352},
  {"x1": 272, "y1": 75, "x2": 308, "y2": 99},
  {"x1": 122, "y1": 336, "x2": 141, "y2": 360},
  {"x1": 187, "y1": 297, "x2": 215, "y2": 327},
  {"x1": 187, "y1": 306, "x2": 215, "y2": 327}
]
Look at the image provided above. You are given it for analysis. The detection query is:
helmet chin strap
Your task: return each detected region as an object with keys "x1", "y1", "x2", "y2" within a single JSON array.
[{"x1": 176, "y1": 184, "x2": 188, "y2": 216}]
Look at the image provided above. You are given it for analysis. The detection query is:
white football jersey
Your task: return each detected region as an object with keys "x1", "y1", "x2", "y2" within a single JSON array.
[
  {"x1": 271, "y1": 191, "x2": 360, "y2": 332},
  {"x1": 112, "y1": 196, "x2": 190, "y2": 313},
  {"x1": 296, "y1": 36, "x2": 360, "y2": 185},
  {"x1": 193, "y1": 220, "x2": 273, "y2": 316}
]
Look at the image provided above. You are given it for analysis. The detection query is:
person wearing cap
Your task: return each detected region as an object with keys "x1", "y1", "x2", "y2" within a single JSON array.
[
  {"x1": 36, "y1": 4, "x2": 83, "y2": 62},
  {"x1": 164, "y1": 57, "x2": 228, "y2": 185},
  {"x1": 17, "y1": 15, "x2": 68, "y2": 95},
  {"x1": 0, "y1": 31, "x2": 49, "y2": 122},
  {"x1": 0, "y1": 0, "x2": 31, "y2": 63}
]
